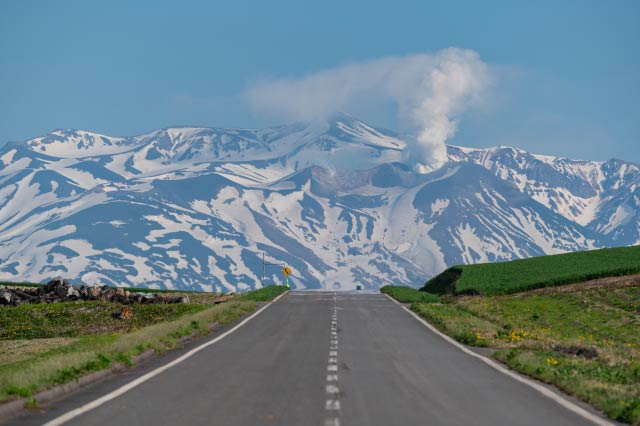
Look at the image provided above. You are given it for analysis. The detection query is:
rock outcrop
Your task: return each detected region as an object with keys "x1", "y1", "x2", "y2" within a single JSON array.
[{"x1": 0, "y1": 278, "x2": 190, "y2": 306}]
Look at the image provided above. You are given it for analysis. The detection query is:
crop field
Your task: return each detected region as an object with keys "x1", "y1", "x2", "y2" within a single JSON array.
[{"x1": 422, "y1": 245, "x2": 640, "y2": 295}]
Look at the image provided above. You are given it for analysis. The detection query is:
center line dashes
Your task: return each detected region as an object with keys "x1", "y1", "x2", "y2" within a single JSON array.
[{"x1": 324, "y1": 293, "x2": 341, "y2": 426}]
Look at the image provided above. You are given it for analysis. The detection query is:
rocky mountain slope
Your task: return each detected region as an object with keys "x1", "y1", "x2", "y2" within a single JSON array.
[{"x1": 0, "y1": 114, "x2": 637, "y2": 291}]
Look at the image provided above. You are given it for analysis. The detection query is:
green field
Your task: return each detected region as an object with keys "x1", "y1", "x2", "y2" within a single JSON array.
[
  {"x1": 0, "y1": 302, "x2": 208, "y2": 340},
  {"x1": 379, "y1": 285, "x2": 440, "y2": 303},
  {"x1": 422, "y1": 245, "x2": 640, "y2": 295}
]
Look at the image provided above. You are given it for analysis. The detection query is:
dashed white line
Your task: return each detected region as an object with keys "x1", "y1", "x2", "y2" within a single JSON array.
[
  {"x1": 324, "y1": 293, "x2": 341, "y2": 426},
  {"x1": 325, "y1": 400, "x2": 341, "y2": 410},
  {"x1": 326, "y1": 384, "x2": 340, "y2": 394}
]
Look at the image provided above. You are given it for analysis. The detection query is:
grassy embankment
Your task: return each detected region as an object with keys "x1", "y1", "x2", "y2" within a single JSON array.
[
  {"x1": 0, "y1": 285, "x2": 288, "y2": 404},
  {"x1": 380, "y1": 285, "x2": 440, "y2": 303},
  {"x1": 386, "y1": 246, "x2": 640, "y2": 424},
  {"x1": 422, "y1": 245, "x2": 640, "y2": 296}
]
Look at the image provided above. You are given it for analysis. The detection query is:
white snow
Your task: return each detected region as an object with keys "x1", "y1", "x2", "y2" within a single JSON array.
[
  {"x1": 0, "y1": 120, "x2": 635, "y2": 291},
  {"x1": 0, "y1": 149, "x2": 17, "y2": 165},
  {"x1": 600, "y1": 204, "x2": 634, "y2": 234},
  {"x1": 430, "y1": 198, "x2": 449, "y2": 218},
  {"x1": 25, "y1": 131, "x2": 135, "y2": 158}
]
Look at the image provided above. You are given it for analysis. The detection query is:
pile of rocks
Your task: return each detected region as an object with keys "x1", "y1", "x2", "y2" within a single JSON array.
[{"x1": 0, "y1": 278, "x2": 190, "y2": 306}]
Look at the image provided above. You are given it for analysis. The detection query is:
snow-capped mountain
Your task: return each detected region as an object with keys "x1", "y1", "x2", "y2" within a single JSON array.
[{"x1": 0, "y1": 114, "x2": 637, "y2": 291}]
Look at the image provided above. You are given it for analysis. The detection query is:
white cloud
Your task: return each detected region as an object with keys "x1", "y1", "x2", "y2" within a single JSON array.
[{"x1": 244, "y1": 48, "x2": 491, "y2": 172}]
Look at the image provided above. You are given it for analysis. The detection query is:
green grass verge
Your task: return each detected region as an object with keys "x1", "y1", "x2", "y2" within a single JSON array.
[
  {"x1": 0, "y1": 300, "x2": 257, "y2": 402},
  {"x1": 0, "y1": 302, "x2": 208, "y2": 340},
  {"x1": 239, "y1": 285, "x2": 289, "y2": 302},
  {"x1": 380, "y1": 285, "x2": 440, "y2": 303},
  {"x1": 412, "y1": 286, "x2": 640, "y2": 424},
  {"x1": 422, "y1": 245, "x2": 640, "y2": 296}
]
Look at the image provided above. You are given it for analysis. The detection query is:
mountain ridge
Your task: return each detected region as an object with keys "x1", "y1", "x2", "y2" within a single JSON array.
[{"x1": 0, "y1": 115, "x2": 637, "y2": 291}]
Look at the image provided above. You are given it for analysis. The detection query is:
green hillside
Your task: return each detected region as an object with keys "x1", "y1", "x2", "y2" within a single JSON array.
[{"x1": 422, "y1": 245, "x2": 640, "y2": 296}]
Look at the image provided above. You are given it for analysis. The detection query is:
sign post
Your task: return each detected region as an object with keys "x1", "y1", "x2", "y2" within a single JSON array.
[
  {"x1": 260, "y1": 252, "x2": 292, "y2": 288},
  {"x1": 281, "y1": 266, "x2": 292, "y2": 288}
]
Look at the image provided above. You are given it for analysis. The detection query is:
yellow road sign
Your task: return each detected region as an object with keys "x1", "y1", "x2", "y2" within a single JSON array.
[{"x1": 282, "y1": 266, "x2": 292, "y2": 276}]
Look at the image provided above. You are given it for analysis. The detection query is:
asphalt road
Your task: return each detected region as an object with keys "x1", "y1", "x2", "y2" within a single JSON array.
[{"x1": 8, "y1": 291, "x2": 606, "y2": 426}]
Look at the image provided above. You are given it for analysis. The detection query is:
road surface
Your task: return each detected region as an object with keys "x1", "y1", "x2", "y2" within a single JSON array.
[{"x1": 8, "y1": 291, "x2": 605, "y2": 426}]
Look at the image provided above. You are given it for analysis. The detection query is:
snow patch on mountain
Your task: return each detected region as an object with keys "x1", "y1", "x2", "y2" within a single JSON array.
[{"x1": 0, "y1": 115, "x2": 637, "y2": 290}]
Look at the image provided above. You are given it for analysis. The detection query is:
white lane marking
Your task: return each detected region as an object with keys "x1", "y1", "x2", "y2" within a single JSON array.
[
  {"x1": 44, "y1": 291, "x2": 290, "y2": 426},
  {"x1": 325, "y1": 293, "x2": 341, "y2": 425},
  {"x1": 383, "y1": 294, "x2": 615, "y2": 426},
  {"x1": 325, "y1": 400, "x2": 341, "y2": 410},
  {"x1": 326, "y1": 384, "x2": 340, "y2": 394}
]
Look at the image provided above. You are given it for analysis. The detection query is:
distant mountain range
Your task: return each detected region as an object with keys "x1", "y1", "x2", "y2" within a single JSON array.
[{"x1": 0, "y1": 113, "x2": 638, "y2": 291}]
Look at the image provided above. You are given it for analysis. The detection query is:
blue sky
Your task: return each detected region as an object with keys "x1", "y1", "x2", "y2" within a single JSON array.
[{"x1": 1, "y1": 0, "x2": 638, "y2": 161}]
